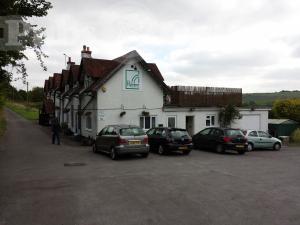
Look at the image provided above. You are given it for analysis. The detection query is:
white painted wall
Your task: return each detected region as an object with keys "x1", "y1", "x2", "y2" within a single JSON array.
[
  {"x1": 231, "y1": 109, "x2": 269, "y2": 131},
  {"x1": 93, "y1": 59, "x2": 165, "y2": 137}
]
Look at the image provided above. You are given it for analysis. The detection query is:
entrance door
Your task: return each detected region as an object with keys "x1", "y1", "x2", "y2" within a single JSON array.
[{"x1": 186, "y1": 116, "x2": 194, "y2": 136}]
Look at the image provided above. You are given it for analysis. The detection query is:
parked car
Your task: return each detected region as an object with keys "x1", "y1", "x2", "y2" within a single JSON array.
[
  {"x1": 146, "y1": 127, "x2": 193, "y2": 155},
  {"x1": 243, "y1": 130, "x2": 282, "y2": 151},
  {"x1": 92, "y1": 125, "x2": 149, "y2": 160},
  {"x1": 192, "y1": 127, "x2": 247, "y2": 154}
]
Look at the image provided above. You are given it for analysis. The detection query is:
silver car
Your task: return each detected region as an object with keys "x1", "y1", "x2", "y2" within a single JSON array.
[
  {"x1": 93, "y1": 125, "x2": 149, "y2": 160},
  {"x1": 244, "y1": 130, "x2": 282, "y2": 151}
]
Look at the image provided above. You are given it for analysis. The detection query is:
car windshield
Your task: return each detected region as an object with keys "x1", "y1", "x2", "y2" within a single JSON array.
[
  {"x1": 225, "y1": 129, "x2": 244, "y2": 137},
  {"x1": 170, "y1": 129, "x2": 190, "y2": 138},
  {"x1": 120, "y1": 127, "x2": 145, "y2": 136}
]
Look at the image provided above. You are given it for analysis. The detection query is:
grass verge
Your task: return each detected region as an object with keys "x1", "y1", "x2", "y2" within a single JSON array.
[
  {"x1": 0, "y1": 107, "x2": 6, "y2": 137},
  {"x1": 5, "y1": 101, "x2": 39, "y2": 121}
]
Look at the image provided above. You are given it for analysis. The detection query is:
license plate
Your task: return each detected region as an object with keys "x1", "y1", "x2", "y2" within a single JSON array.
[
  {"x1": 236, "y1": 145, "x2": 244, "y2": 148},
  {"x1": 129, "y1": 140, "x2": 141, "y2": 145},
  {"x1": 179, "y1": 146, "x2": 188, "y2": 150}
]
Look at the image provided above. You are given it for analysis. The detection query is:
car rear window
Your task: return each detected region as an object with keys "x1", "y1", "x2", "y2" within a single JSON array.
[
  {"x1": 170, "y1": 129, "x2": 190, "y2": 138},
  {"x1": 120, "y1": 128, "x2": 145, "y2": 136},
  {"x1": 225, "y1": 129, "x2": 244, "y2": 137}
]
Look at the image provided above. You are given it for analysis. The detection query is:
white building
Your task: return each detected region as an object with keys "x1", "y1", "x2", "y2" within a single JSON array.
[{"x1": 43, "y1": 47, "x2": 269, "y2": 139}]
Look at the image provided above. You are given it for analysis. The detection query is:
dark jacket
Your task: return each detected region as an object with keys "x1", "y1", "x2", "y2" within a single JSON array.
[{"x1": 51, "y1": 118, "x2": 61, "y2": 133}]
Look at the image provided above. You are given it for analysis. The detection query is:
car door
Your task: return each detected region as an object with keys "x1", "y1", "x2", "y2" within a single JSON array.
[
  {"x1": 209, "y1": 128, "x2": 222, "y2": 149},
  {"x1": 96, "y1": 126, "x2": 108, "y2": 151},
  {"x1": 247, "y1": 131, "x2": 260, "y2": 148},
  {"x1": 104, "y1": 126, "x2": 116, "y2": 150},
  {"x1": 258, "y1": 131, "x2": 273, "y2": 148},
  {"x1": 194, "y1": 128, "x2": 212, "y2": 149},
  {"x1": 146, "y1": 128, "x2": 156, "y2": 148}
]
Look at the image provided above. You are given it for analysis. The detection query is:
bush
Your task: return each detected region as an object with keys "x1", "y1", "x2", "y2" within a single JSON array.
[{"x1": 291, "y1": 128, "x2": 300, "y2": 143}]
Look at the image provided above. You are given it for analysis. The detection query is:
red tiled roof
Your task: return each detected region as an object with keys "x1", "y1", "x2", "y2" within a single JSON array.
[
  {"x1": 61, "y1": 69, "x2": 70, "y2": 87},
  {"x1": 44, "y1": 80, "x2": 49, "y2": 93},
  {"x1": 146, "y1": 63, "x2": 164, "y2": 81},
  {"x1": 70, "y1": 65, "x2": 80, "y2": 85},
  {"x1": 53, "y1": 73, "x2": 61, "y2": 90},
  {"x1": 48, "y1": 77, "x2": 54, "y2": 90},
  {"x1": 81, "y1": 58, "x2": 121, "y2": 80}
]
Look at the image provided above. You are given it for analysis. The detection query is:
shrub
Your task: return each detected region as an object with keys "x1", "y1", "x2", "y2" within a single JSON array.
[{"x1": 291, "y1": 128, "x2": 300, "y2": 143}]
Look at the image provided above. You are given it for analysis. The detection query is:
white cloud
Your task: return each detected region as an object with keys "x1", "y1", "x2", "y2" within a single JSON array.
[{"x1": 13, "y1": 0, "x2": 300, "y2": 93}]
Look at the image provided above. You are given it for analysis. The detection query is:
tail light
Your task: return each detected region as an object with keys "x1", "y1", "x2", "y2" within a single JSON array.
[
  {"x1": 118, "y1": 137, "x2": 128, "y2": 145},
  {"x1": 142, "y1": 136, "x2": 148, "y2": 144},
  {"x1": 187, "y1": 138, "x2": 193, "y2": 144},
  {"x1": 223, "y1": 136, "x2": 232, "y2": 143}
]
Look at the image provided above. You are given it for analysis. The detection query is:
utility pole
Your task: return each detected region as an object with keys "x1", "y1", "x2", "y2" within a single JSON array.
[{"x1": 26, "y1": 82, "x2": 29, "y2": 105}]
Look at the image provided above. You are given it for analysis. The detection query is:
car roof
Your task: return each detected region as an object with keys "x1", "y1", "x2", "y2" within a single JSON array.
[
  {"x1": 151, "y1": 127, "x2": 188, "y2": 131},
  {"x1": 107, "y1": 124, "x2": 140, "y2": 128}
]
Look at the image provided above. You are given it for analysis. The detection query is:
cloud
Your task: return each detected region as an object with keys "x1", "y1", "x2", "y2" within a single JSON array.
[{"x1": 11, "y1": 0, "x2": 300, "y2": 93}]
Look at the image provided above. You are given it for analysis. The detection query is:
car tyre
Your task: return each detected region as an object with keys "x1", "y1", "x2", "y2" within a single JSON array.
[
  {"x1": 141, "y1": 153, "x2": 149, "y2": 158},
  {"x1": 237, "y1": 150, "x2": 246, "y2": 155},
  {"x1": 110, "y1": 147, "x2": 118, "y2": 160},
  {"x1": 183, "y1": 150, "x2": 191, "y2": 155},
  {"x1": 158, "y1": 145, "x2": 165, "y2": 155},
  {"x1": 92, "y1": 143, "x2": 98, "y2": 153},
  {"x1": 273, "y1": 143, "x2": 281, "y2": 151},
  {"x1": 215, "y1": 144, "x2": 224, "y2": 154},
  {"x1": 247, "y1": 143, "x2": 254, "y2": 152}
]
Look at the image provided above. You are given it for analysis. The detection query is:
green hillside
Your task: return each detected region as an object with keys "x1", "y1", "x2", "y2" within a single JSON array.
[{"x1": 243, "y1": 91, "x2": 300, "y2": 107}]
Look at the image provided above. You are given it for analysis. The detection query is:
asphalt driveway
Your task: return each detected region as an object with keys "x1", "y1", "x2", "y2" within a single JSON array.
[{"x1": 0, "y1": 108, "x2": 300, "y2": 225}]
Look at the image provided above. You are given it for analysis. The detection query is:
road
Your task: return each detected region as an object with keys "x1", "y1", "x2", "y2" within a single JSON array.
[{"x1": 0, "y1": 108, "x2": 300, "y2": 225}]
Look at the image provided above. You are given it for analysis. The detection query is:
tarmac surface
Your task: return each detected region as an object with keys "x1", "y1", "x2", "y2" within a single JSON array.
[{"x1": 0, "y1": 108, "x2": 300, "y2": 225}]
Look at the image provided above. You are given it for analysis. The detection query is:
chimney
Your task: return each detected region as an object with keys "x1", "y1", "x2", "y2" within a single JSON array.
[
  {"x1": 81, "y1": 45, "x2": 92, "y2": 58},
  {"x1": 66, "y1": 57, "x2": 75, "y2": 70}
]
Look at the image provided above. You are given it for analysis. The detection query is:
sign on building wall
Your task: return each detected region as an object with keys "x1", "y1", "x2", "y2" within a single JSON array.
[
  {"x1": 98, "y1": 111, "x2": 105, "y2": 121},
  {"x1": 125, "y1": 70, "x2": 141, "y2": 90}
]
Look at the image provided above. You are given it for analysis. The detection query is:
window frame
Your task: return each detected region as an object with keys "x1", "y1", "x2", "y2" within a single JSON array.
[
  {"x1": 205, "y1": 115, "x2": 216, "y2": 127},
  {"x1": 167, "y1": 116, "x2": 177, "y2": 128},
  {"x1": 140, "y1": 116, "x2": 157, "y2": 130}
]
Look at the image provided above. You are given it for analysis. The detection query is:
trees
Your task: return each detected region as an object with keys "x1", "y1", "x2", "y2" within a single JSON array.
[
  {"x1": 0, "y1": 0, "x2": 52, "y2": 100},
  {"x1": 272, "y1": 99, "x2": 300, "y2": 122},
  {"x1": 219, "y1": 104, "x2": 242, "y2": 128}
]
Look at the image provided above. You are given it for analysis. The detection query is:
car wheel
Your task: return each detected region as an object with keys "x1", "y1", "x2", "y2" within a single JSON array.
[
  {"x1": 247, "y1": 143, "x2": 254, "y2": 152},
  {"x1": 141, "y1": 153, "x2": 149, "y2": 158},
  {"x1": 92, "y1": 143, "x2": 98, "y2": 153},
  {"x1": 158, "y1": 145, "x2": 165, "y2": 155},
  {"x1": 238, "y1": 150, "x2": 246, "y2": 155},
  {"x1": 215, "y1": 144, "x2": 224, "y2": 154},
  {"x1": 273, "y1": 143, "x2": 281, "y2": 151},
  {"x1": 110, "y1": 147, "x2": 118, "y2": 160},
  {"x1": 183, "y1": 150, "x2": 191, "y2": 155}
]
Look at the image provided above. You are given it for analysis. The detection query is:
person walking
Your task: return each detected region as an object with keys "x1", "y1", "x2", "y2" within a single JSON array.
[{"x1": 51, "y1": 117, "x2": 61, "y2": 145}]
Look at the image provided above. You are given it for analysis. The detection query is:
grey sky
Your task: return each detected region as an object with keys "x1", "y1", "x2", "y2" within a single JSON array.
[{"x1": 13, "y1": 0, "x2": 300, "y2": 93}]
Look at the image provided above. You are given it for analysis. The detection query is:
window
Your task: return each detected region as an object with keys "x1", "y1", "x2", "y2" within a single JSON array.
[
  {"x1": 200, "y1": 128, "x2": 212, "y2": 135},
  {"x1": 146, "y1": 128, "x2": 155, "y2": 136},
  {"x1": 206, "y1": 115, "x2": 215, "y2": 127},
  {"x1": 211, "y1": 129, "x2": 223, "y2": 136},
  {"x1": 167, "y1": 116, "x2": 176, "y2": 128},
  {"x1": 140, "y1": 116, "x2": 156, "y2": 129},
  {"x1": 258, "y1": 131, "x2": 269, "y2": 138},
  {"x1": 106, "y1": 126, "x2": 115, "y2": 135},
  {"x1": 120, "y1": 127, "x2": 145, "y2": 136},
  {"x1": 249, "y1": 131, "x2": 258, "y2": 137},
  {"x1": 98, "y1": 127, "x2": 107, "y2": 136},
  {"x1": 85, "y1": 112, "x2": 92, "y2": 130}
]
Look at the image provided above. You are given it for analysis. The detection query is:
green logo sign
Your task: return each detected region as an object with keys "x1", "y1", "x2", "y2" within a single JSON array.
[{"x1": 125, "y1": 70, "x2": 140, "y2": 90}]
